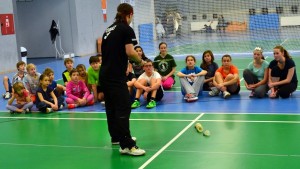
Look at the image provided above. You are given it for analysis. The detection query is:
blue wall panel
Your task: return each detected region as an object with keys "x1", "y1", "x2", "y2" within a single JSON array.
[
  {"x1": 249, "y1": 14, "x2": 279, "y2": 30},
  {"x1": 138, "y1": 23, "x2": 153, "y2": 42}
]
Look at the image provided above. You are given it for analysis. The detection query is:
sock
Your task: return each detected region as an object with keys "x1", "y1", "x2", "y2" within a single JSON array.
[
  {"x1": 68, "y1": 104, "x2": 78, "y2": 109},
  {"x1": 135, "y1": 98, "x2": 140, "y2": 102},
  {"x1": 87, "y1": 100, "x2": 94, "y2": 106},
  {"x1": 150, "y1": 97, "x2": 155, "y2": 101}
]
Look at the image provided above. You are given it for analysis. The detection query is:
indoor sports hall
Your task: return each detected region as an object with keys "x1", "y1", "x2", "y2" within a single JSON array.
[{"x1": 1, "y1": 0, "x2": 300, "y2": 169}]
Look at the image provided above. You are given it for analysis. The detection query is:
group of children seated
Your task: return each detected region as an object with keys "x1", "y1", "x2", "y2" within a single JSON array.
[
  {"x1": 129, "y1": 43, "x2": 298, "y2": 106},
  {"x1": 2, "y1": 42, "x2": 298, "y2": 113},
  {"x1": 3, "y1": 56, "x2": 103, "y2": 114}
]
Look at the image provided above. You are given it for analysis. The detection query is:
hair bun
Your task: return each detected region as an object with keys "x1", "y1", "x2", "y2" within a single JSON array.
[{"x1": 254, "y1": 47, "x2": 263, "y2": 52}]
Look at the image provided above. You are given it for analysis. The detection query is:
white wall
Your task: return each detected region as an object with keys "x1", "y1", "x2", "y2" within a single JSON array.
[
  {"x1": 0, "y1": 0, "x2": 19, "y2": 72},
  {"x1": 15, "y1": 0, "x2": 125, "y2": 58},
  {"x1": 16, "y1": 0, "x2": 74, "y2": 58}
]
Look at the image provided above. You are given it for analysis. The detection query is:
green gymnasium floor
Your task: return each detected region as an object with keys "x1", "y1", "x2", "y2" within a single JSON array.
[
  {"x1": 1, "y1": 113, "x2": 300, "y2": 169},
  {"x1": 1, "y1": 44, "x2": 299, "y2": 169}
]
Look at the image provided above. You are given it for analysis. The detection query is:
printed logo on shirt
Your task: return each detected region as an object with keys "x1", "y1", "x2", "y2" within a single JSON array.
[
  {"x1": 104, "y1": 25, "x2": 117, "y2": 39},
  {"x1": 158, "y1": 60, "x2": 169, "y2": 73}
]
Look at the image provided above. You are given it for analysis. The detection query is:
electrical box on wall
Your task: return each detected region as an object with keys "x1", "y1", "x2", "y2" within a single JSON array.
[{"x1": 0, "y1": 14, "x2": 15, "y2": 35}]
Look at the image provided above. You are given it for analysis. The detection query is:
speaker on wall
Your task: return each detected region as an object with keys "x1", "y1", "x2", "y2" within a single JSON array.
[
  {"x1": 276, "y1": 7, "x2": 283, "y2": 14},
  {"x1": 291, "y1": 5, "x2": 298, "y2": 14},
  {"x1": 192, "y1": 15, "x2": 197, "y2": 20},
  {"x1": 249, "y1": 9, "x2": 255, "y2": 15},
  {"x1": 262, "y1": 8, "x2": 268, "y2": 14}
]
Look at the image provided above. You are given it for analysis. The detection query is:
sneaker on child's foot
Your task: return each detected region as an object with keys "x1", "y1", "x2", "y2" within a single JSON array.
[
  {"x1": 187, "y1": 96, "x2": 198, "y2": 102},
  {"x1": 46, "y1": 108, "x2": 53, "y2": 113},
  {"x1": 223, "y1": 91, "x2": 231, "y2": 99},
  {"x1": 209, "y1": 87, "x2": 220, "y2": 96},
  {"x1": 249, "y1": 91, "x2": 255, "y2": 98},
  {"x1": 25, "y1": 108, "x2": 31, "y2": 114},
  {"x1": 184, "y1": 93, "x2": 193, "y2": 100},
  {"x1": 119, "y1": 146, "x2": 146, "y2": 156},
  {"x1": 131, "y1": 100, "x2": 140, "y2": 109},
  {"x1": 21, "y1": 108, "x2": 30, "y2": 114},
  {"x1": 146, "y1": 100, "x2": 156, "y2": 109},
  {"x1": 3, "y1": 92, "x2": 11, "y2": 99}
]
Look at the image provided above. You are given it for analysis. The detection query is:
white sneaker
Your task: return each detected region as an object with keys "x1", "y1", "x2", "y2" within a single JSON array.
[
  {"x1": 101, "y1": 101, "x2": 105, "y2": 106},
  {"x1": 46, "y1": 108, "x2": 53, "y2": 113},
  {"x1": 209, "y1": 87, "x2": 220, "y2": 96},
  {"x1": 119, "y1": 146, "x2": 146, "y2": 156},
  {"x1": 3, "y1": 92, "x2": 11, "y2": 99},
  {"x1": 223, "y1": 91, "x2": 231, "y2": 99},
  {"x1": 22, "y1": 108, "x2": 30, "y2": 114},
  {"x1": 187, "y1": 96, "x2": 198, "y2": 102}
]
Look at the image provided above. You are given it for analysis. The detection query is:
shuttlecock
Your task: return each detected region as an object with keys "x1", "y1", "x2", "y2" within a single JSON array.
[
  {"x1": 203, "y1": 130, "x2": 211, "y2": 136},
  {"x1": 195, "y1": 123, "x2": 203, "y2": 133}
]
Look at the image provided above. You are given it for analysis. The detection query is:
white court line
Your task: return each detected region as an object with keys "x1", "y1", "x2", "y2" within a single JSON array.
[
  {"x1": 2, "y1": 116, "x2": 300, "y2": 123},
  {"x1": 164, "y1": 149, "x2": 300, "y2": 157},
  {"x1": 199, "y1": 119, "x2": 300, "y2": 124},
  {"x1": 240, "y1": 77, "x2": 244, "y2": 82},
  {"x1": 1, "y1": 142, "x2": 299, "y2": 158},
  {"x1": 138, "y1": 113, "x2": 205, "y2": 169},
  {"x1": 0, "y1": 142, "x2": 116, "y2": 150}
]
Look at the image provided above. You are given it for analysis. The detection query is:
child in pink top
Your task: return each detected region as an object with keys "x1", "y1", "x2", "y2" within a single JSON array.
[{"x1": 66, "y1": 69, "x2": 94, "y2": 109}]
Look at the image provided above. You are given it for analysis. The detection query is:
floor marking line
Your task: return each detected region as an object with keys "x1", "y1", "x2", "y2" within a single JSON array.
[
  {"x1": 0, "y1": 116, "x2": 192, "y2": 122},
  {"x1": 1, "y1": 116, "x2": 300, "y2": 123},
  {"x1": 138, "y1": 113, "x2": 205, "y2": 169},
  {"x1": 199, "y1": 119, "x2": 300, "y2": 124},
  {"x1": 0, "y1": 142, "x2": 117, "y2": 150},
  {"x1": 164, "y1": 149, "x2": 300, "y2": 157}
]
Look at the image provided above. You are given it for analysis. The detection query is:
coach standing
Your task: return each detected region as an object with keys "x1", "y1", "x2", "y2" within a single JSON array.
[{"x1": 100, "y1": 3, "x2": 145, "y2": 156}]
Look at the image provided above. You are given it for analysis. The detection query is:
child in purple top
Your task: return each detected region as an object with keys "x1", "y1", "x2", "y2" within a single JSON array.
[{"x1": 66, "y1": 69, "x2": 94, "y2": 109}]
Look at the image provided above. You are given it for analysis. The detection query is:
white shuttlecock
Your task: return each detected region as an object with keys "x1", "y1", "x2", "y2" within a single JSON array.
[
  {"x1": 203, "y1": 130, "x2": 211, "y2": 136},
  {"x1": 195, "y1": 123, "x2": 203, "y2": 133}
]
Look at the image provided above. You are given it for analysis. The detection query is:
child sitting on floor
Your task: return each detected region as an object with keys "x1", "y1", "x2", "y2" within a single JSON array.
[
  {"x1": 66, "y1": 69, "x2": 94, "y2": 109},
  {"x1": 6, "y1": 82, "x2": 33, "y2": 114},
  {"x1": 131, "y1": 59, "x2": 164, "y2": 109},
  {"x1": 24, "y1": 63, "x2": 41, "y2": 103},
  {"x1": 177, "y1": 55, "x2": 207, "y2": 102},
  {"x1": 36, "y1": 74, "x2": 65, "y2": 113}
]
